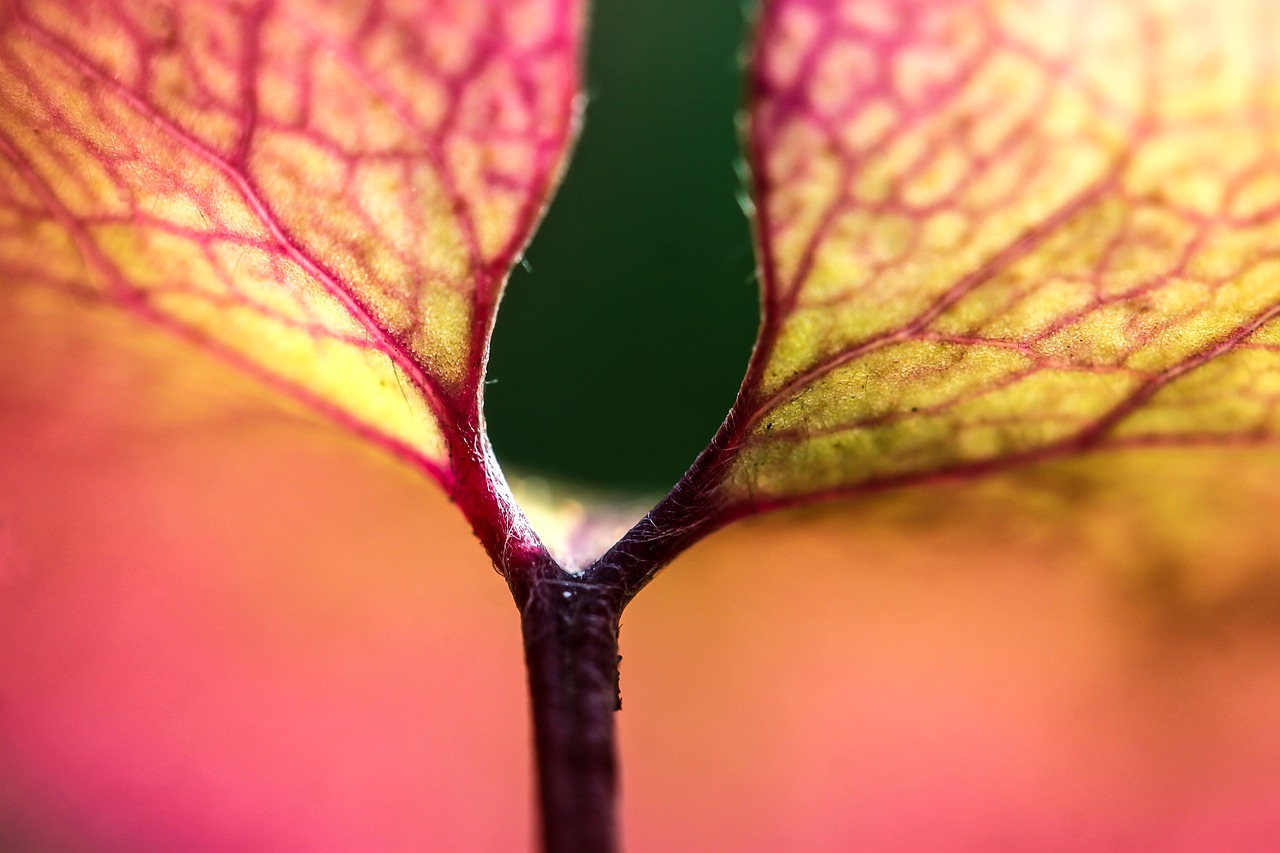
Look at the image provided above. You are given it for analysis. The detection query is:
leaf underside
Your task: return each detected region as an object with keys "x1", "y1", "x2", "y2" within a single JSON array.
[
  {"x1": 0, "y1": 0, "x2": 581, "y2": 505},
  {"x1": 4, "y1": 0, "x2": 1280, "y2": 575},
  {"x1": 717, "y1": 0, "x2": 1280, "y2": 518}
]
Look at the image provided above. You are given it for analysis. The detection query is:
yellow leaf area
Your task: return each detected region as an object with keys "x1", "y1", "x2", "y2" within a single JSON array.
[
  {"x1": 731, "y1": 0, "x2": 1280, "y2": 506},
  {"x1": 0, "y1": 0, "x2": 582, "y2": 486}
]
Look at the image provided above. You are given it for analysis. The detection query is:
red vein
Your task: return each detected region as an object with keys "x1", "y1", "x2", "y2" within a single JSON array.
[{"x1": 0, "y1": 123, "x2": 450, "y2": 486}]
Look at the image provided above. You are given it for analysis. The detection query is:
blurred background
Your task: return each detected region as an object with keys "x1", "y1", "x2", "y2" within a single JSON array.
[
  {"x1": 4, "y1": 1, "x2": 1280, "y2": 851},
  {"x1": 487, "y1": 0, "x2": 757, "y2": 493}
]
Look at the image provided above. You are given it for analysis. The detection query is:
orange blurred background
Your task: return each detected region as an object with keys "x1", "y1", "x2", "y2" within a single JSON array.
[{"x1": 4, "y1": 296, "x2": 1280, "y2": 852}]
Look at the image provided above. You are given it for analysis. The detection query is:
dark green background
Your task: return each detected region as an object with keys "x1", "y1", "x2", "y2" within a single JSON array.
[{"x1": 487, "y1": 1, "x2": 757, "y2": 492}]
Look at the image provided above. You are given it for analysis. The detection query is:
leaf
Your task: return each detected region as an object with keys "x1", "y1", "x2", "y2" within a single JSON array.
[
  {"x1": 0, "y1": 0, "x2": 582, "y2": 525},
  {"x1": 703, "y1": 0, "x2": 1280, "y2": 515},
  {"x1": 2, "y1": 1, "x2": 1280, "y2": 841}
]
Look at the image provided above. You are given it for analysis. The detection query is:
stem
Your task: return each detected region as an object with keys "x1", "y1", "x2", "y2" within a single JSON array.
[{"x1": 514, "y1": 568, "x2": 625, "y2": 853}]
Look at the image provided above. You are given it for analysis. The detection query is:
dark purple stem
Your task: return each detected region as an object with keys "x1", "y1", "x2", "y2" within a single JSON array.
[
  {"x1": 484, "y1": 402, "x2": 741, "y2": 852},
  {"x1": 511, "y1": 561, "x2": 625, "y2": 853}
]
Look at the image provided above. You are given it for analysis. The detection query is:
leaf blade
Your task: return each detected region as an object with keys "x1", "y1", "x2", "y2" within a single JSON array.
[
  {"x1": 731, "y1": 0, "x2": 1280, "y2": 505},
  {"x1": 0, "y1": 0, "x2": 583, "y2": 493}
]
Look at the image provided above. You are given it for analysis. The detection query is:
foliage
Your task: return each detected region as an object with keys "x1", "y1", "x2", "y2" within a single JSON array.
[{"x1": 3, "y1": 0, "x2": 1280, "y2": 849}]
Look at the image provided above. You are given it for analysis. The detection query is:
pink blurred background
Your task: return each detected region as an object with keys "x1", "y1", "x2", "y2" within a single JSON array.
[{"x1": 3, "y1": 300, "x2": 1280, "y2": 851}]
